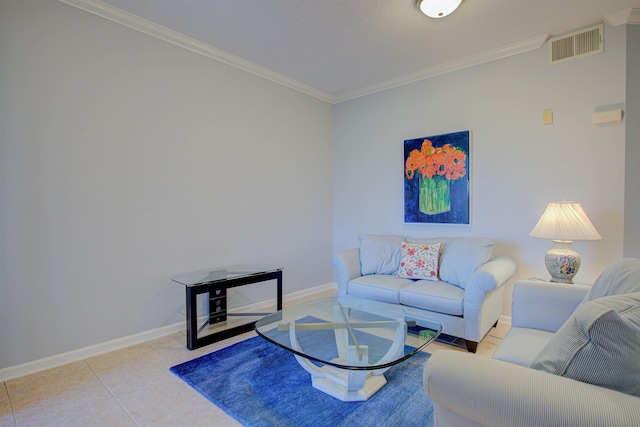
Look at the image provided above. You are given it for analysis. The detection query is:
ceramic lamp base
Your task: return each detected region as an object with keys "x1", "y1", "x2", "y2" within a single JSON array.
[{"x1": 545, "y1": 240, "x2": 580, "y2": 284}]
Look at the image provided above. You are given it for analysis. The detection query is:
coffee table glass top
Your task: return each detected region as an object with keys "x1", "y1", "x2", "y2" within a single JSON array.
[{"x1": 255, "y1": 297, "x2": 442, "y2": 370}]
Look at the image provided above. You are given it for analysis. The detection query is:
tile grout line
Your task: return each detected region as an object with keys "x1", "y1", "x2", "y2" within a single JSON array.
[
  {"x1": 2, "y1": 382, "x2": 17, "y2": 427},
  {"x1": 82, "y1": 360, "x2": 140, "y2": 427}
]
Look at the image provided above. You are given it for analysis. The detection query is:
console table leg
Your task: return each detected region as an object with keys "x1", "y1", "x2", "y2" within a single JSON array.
[{"x1": 186, "y1": 287, "x2": 198, "y2": 350}]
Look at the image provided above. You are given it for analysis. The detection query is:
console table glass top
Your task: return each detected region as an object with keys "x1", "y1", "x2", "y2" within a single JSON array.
[{"x1": 171, "y1": 264, "x2": 282, "y2": 287}]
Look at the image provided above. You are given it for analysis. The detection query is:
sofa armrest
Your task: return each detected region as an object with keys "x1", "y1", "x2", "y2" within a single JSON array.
[
  {"x1": 464, "y1": 256, "x2": 516, "y2": 305},
  {"x1": 330, "y1": 248, "x2": 361, "y2": 296},
  {"x1": 511, "y1": 280, "x2": 590, "y2": 331},
  {"x1": 424, "y1": 351, "x2": 640, "y2": 427}
]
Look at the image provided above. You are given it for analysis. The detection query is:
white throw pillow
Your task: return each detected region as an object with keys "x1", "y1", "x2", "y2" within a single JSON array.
[
  {"x1": 396, "y1": 242, "x2": 442, "y2": 280},
  {"x1": 531, "y1": 292, "x2": 640, "y2": 397},
  {"x1": 438, "y1": 238, "x2": 494, "y2": 289},
  {"x1": 358, "y1": 234, "x2": 405, "y2": 275}
]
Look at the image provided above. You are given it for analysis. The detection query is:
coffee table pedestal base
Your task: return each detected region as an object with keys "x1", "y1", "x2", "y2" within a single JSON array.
[
  {"x1": 310, "y1": 368, "x2": 387, "y2": 402},
  {"x1": 294, "y1": 344, "x2": 389, "y2": 402}
]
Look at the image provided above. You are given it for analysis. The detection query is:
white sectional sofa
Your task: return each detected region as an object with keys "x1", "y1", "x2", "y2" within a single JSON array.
[
  {"x1": 330, "y1": 234, "x2": 516, "y2": 352},
  {"x1": 423, "y1": 258, "x2": 640, "y2": 426}
]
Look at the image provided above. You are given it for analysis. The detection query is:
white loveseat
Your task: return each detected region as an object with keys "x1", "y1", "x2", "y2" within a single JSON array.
[
  {"x1": 423, "y1": 259, "x2": 640, "y2": 427},
  {"x1": 330, "y1": 234, "x2": 516, "y2": 352}
]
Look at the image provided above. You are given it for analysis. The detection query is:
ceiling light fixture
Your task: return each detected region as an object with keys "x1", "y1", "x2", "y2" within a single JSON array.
[{"x1": 416, "y1": 0, "x2": 462, "y2": 18}]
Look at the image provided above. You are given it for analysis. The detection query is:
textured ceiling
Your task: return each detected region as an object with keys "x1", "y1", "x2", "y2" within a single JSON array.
[{"x1": 94, "y1": 0, "x2": 639, "y2": 100}]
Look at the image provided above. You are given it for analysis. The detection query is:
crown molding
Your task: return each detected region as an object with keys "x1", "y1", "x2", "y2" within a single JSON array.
[
  {"x1": 58, "y1": 0, "x2": 336, "y2": 104},
  {"x1": 334, "y1": 34, "x2": 550, "y2": 103},
  {"x1": 59, "y1": 0, "x2": 551, "y2": 105},
  {"x1": 605, "y1": 8, "x2": 640, "y2": 26}
]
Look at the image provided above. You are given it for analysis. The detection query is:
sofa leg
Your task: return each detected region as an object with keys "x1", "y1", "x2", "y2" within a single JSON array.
[{"x1": 464, "y1": 340, "x2": 478, "y2": 353}]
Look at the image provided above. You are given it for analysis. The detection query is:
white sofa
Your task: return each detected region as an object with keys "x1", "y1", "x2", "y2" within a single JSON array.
[
  {"x1": 330, "y1": 234, "x2": 516, "y2": 352},
  {"x1": 423, "y1": 259, "x2": 640, "y2": 427}
]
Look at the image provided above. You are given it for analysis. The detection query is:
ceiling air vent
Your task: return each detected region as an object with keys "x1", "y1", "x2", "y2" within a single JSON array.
[{"x1": 548, "y1": 24, "x2": 603, "y2": 65}]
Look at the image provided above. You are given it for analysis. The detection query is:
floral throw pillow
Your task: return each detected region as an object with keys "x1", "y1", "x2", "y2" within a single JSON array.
[{"x1": 396, "y1": 242, "x2": 442, "y2": 280}]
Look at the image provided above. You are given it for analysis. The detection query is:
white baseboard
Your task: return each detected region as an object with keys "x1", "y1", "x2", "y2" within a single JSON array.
[
  {"x1": 498, "y1": 314, "x2": 512, "y2": 327},
  {"x1": 0, "y1": 282, "x2": 338, "y2": 382},
  {"x1": 0, "y1": 322, "x2": 184, "y2": 383},
  {"x1": 283, "y1": 282, "x2": 337, "y2": 302}
]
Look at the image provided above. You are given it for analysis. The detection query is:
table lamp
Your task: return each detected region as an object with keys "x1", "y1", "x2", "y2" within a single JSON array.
[{"x1": 529, "y1": 201, "x2": 602, "y2": 283}]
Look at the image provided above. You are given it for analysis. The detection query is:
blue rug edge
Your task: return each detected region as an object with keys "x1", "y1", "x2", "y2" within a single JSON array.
[{"x1": 169, "y1": 335, "x2": 435, "y2": 427}]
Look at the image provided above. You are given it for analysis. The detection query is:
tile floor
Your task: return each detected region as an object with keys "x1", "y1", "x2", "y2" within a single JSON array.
[{"x1": 0, "y1": 290, "x2": 509, "y2": 427}]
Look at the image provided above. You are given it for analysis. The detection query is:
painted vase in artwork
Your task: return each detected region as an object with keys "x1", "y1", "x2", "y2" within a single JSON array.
[{"x1": 419, "y1": 175, "x2": 451, "y2": 214}]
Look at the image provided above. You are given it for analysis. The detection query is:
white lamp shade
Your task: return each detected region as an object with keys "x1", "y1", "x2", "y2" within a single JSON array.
[
  {"x1": 530, "y1": 201, "x2": 602, "y2": 241},
  {"x1": 417, "y1": 0, "x2": 462, "y2": 18}
]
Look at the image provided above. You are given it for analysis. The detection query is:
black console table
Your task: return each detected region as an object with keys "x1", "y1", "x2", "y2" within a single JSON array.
[{"x1": 171, "y1": 265, "x2": 282, "y2": 350}]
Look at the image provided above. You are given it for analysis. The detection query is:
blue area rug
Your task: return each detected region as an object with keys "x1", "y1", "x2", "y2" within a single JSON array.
[{"x1": 170, "y1": 335, "x2": 434, "y2": 427}]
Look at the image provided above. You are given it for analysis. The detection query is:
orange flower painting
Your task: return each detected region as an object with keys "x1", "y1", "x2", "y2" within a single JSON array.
[{"x1": 404, "y1": 131, "x2": 470, "y2": 224}]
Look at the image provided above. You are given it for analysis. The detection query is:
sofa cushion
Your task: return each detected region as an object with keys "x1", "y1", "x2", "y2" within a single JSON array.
[
  {"x1": 397, "y1": 242, "x2": 442, "y2": 280},
  {"x1": 399, "y1": 280, "x2": 464, "y2": 316},
  {"x1": 530, "y1": 292, "x2": 640, "y2": 397},
  {"x1": 358, "y1": 234, "x2": 405, "y2": 276},
  {"x1": 438, "y1": 238, "x2": 494, "y2": 289},
  {"x1": 582, "y1": 258, "x2": 640, "y2": 303},
  {"x1": 347, "y1": 275, "x2": 414, "y2": 304}
]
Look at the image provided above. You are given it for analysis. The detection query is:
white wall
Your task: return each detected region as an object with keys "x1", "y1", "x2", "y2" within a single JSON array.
[
  {"x1": 624, "y1": 24, "x2": 640, "y2": 257},
  {"x1": 333, "y1": 23, "x2": 629, "y2": 314},
  {"x1": 0, "y1": 1, "x2": 333, "y2": 368}
]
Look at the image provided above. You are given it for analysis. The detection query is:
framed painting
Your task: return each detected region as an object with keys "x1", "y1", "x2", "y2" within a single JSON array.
[{"x1": 404, "y1": 130, "x2": 470, "y2": 224}]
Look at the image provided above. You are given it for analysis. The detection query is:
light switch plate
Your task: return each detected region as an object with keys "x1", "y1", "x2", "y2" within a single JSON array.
[{"x1": 543, "y1": 109, "x2": 553, "y2": 125}]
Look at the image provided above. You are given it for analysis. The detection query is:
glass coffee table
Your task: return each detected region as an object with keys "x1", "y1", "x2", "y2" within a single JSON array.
[{"x1": 255, "y1": 297, "x2": 441, "y2": 402}]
